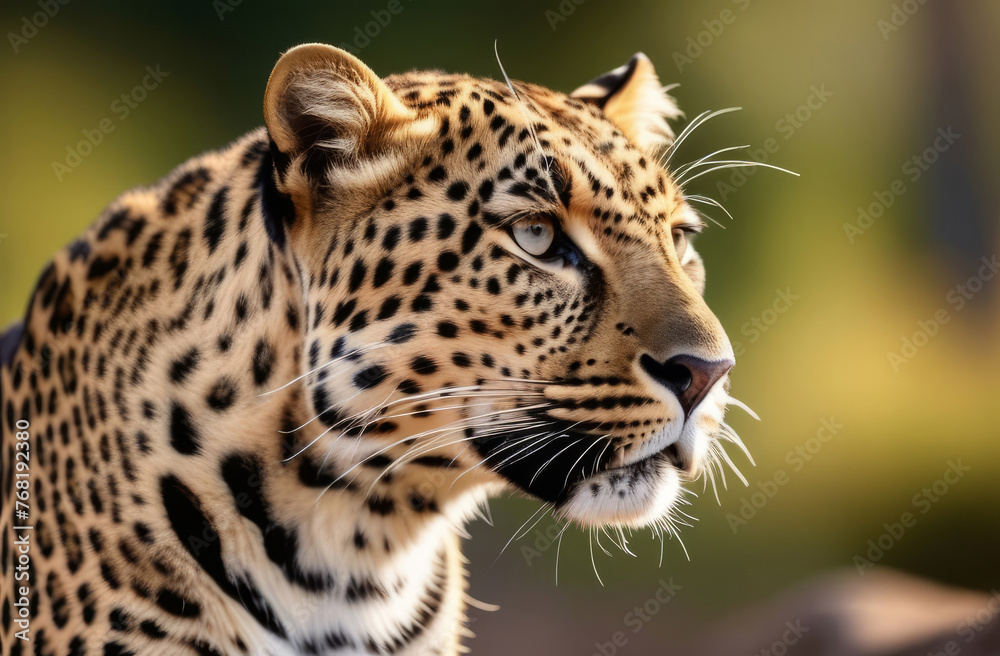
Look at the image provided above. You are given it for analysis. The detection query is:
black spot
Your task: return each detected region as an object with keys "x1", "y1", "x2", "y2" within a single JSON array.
[
  {"x1": 366, "y1": 496, "x2": 395, "y2": 516},
  {"x1": 402, "y1": 262, "x2": 422, "y2": 285},
  {"x1": 68, "y1": 237, "x2": 92, "y2": 261},
  {"x1": 452, "y1": 352, "x2": 472, "y2": 367},
  {"x1": 156, "y1": 587, "x2": 201, "y2": 618},
  {"x1": 411, "y1": 295, "x2": 433, "y2": 312},
  {"x1": 346, "y1": 576, "x2": 389, "y2": 602},
  {"x1": 332, "y1": 298, "x2": 357, "y2": 327},
  {"x1": 353, "y1": 365, "x2": 388, "y2": 390},
  {"x1": 162, "y1": 167, "x2": 211, "y2": 216},
  {"x1": 313, "y1": 387, "x2": 342, "y2": 427},
  {"x1": 139, "y1": 620, "x2": 167, "y2": 638},
  {"x1": 461, "y1": 222, "x2": 483, "y2": 254},
  {"x1": 87, "y1": 256, "x2": 120, "y2": 280},
  {"x1": 207, "y1": 377, "x2": 238, "y2": 411},
  {"x1": 447, "y1": 181, "x2": 469, "y2": 201},
  {"x1": 377, "y1": 296, "x2": 402, "y2": 320},
  {"x1": 478, "y1": 180, "x2": 495, "y2": 201},
  {"x1": 103, "y1": 641, "x2": 135, "y2": 656},
  {"x1": 134, "y1": 522, "x2": 154, "y2": 544},
  {"x1": 168, "y1": 229, "x2": 192, "y2": 290},
  {"x1": 437, "y1": 251, "x2": 459, "y2": 272},
  {"x1": 252, "y1": 339, "x2": 274, "y2": 386},
  {"x1": 203, "y1": 187, "x2": 228, "y2": 254},
  {"x1": 408, "y1": 217, "x2": 428, "y2": 242},
  {"x1": 436, "y1": 214, "x2": 456, "y2": 239},
  {"x1": 169, "y1": 347, "x2": 200, "y2": 384},
  {"x1": 100, "y1": 561, "x2": 120, "y2": 589},
  {"x1": 257, "y1": 146, "x2": 296, "y2": 248},
  {"x1": 411, "y1": 356, "x2": 438, "y2": 375},
  {"x1": 348, "y1": 260, "x2": 366, "y2": 292},
  {"x1": 399, "y1": 379, "x2": 421, "y2": 395},
  {"x1": 348, "y1": 310, "x2": 369, "y2": 332},
  {"x1": 372, "y1": 258, "x2": 394, "y2": 288},
  {"x1": 412, "y1": 455, "x2": 456, "y2": 469},
  {"x1": 387, "y1": 323, "x2": 417, "y2": 344},
  {"x1": 381, "y1": 225, "x2": 401, "y2": 250},
  {"x1": 108, "y1": 607, "x2": 132, "y2": 631},
  {"x1": 168, "y1": 402, "x2": 200, "y2": 455},
  {"x1": 436, "y1": 321, "x2": 458, "y2": 338}
]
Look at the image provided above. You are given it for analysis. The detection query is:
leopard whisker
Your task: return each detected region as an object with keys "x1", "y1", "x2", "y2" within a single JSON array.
[
  {"x1": 717, "y1": 422, "x2": 755, "y2": 467},
  {"x1": 494, "y1": 40, "x2": 555, "y2": 181},
  {"x1": 673, "y1": 144, "x2": 750, "y2": 179},
  {"x1": 332, "y1": 408, "x2": 555, "y2": 496},
  {"x1": 712, "y1": 438, "x2": 749, "y2": 487},
  {"x1": 725, "y1": 395, "x2": 760, "y2": 421},
  {"x1": 685, "y1": 194, "x2": 736, "y2": 223},
  {"x1": 494, "y1": 502, "x2": 553, "y2": 564},
  {"x1": 365, "y1": 420, "x2": 548, "y2": 493},
  {"x1": 528, "y1": 437, "x2": 586, "y2": 487},
  {"x1": 663, "y1": 107, "x2": 743, "y2": 166},
  {"x1": 450, "y1": 430, "x2": 561, "y2": 489},
  {"x1": 678, "y1": 160, "x2": 799, "y2": 186},
  {"x1": 259, "y1": 340, "x2": 389, "y2": 397},
  {"x1": 562, "y1": 434, "x2": 610, "y2": 489},
  {"x1": 589, "y1": 528, "x2": 605, "y2": 587}
]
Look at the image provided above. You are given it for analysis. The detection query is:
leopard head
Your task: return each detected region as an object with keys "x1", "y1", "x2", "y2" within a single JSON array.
[{"x1": 262, "y1": 44, "x2": 739, "y2": 531}]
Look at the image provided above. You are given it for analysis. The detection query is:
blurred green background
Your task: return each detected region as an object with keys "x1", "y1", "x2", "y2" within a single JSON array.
[{"x1": 2, "y1": 1, "x2": 998, "y2": 653}]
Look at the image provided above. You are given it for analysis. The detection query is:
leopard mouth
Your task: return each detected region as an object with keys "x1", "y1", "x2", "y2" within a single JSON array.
[
  {"x1": 606, "y1": 442, "x2": 689, "y2": 475},
  {"x1": 471, "y1": 420, "x2": 691, "y2": 505}
]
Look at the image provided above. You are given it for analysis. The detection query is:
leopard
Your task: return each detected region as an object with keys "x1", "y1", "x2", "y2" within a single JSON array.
[{"x1": 1, "y1": 43, "x2": 741, "y2": 655}]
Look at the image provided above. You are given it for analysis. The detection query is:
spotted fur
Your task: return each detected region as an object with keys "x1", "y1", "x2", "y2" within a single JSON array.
[{"x1": 1, "y1": 45, "x2": 736, "y2": 655}]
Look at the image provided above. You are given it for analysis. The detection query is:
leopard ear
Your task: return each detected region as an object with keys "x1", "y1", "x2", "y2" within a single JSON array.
[
  {"x1": 264, "y1": 43, "x2": 416, "y2": 162},
  {"x1": 571, "y1": 53, "x2": 682, "y2": 151}
]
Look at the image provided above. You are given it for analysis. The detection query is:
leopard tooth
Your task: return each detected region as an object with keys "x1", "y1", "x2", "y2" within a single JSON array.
[{"x1": 609, "y1": 446, "x2": 628, "y2": 469}]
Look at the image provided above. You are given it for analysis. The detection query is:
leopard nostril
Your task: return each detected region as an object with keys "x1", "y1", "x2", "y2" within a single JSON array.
[
  {"x1": 647, "y1": 357, "x2": 692, "y2": 396},
  {"x1": 639, "y1": 353, "x2": 734, "y2": 418}
]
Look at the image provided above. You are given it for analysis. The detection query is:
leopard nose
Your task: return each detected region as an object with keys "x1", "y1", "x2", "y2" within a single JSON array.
[{"x1": 639, "y1": 353, "x2": 734, "y2": 417}]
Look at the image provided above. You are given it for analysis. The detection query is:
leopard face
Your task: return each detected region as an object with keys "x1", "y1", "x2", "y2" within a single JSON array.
[{"x1": 265, "y1": 45, "x2": 736, "y2": 530}]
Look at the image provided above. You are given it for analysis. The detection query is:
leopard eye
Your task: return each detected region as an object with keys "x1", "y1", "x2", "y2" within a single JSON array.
[
  {"x1": 512, "y1": 215, "x2": 557, "y2": 258},
  {"x1": 672, "y1": 227, "x2": 691, "y2": 261}
]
